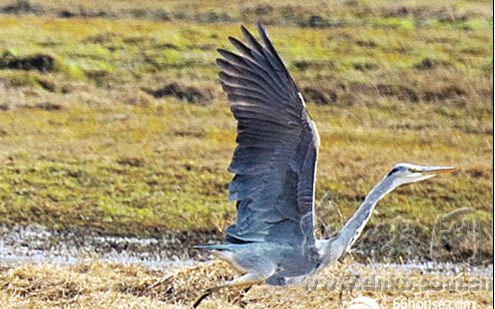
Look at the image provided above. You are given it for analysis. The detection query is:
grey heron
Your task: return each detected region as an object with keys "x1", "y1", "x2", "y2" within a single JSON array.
[{"x1": 193, "y1": 22, "x2": 454, "y2": 307}]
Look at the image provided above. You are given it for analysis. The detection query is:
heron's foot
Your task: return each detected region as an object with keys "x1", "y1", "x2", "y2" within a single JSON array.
[
  {"x1": 192, "y1": 287, "x2": 218, "y2": 308},
  {"x1": 232, "y1": 285, "x2": 253, "y2": 307},
  {"x1": 191, "y1": 272, "x2": 264, "y2": 308}
]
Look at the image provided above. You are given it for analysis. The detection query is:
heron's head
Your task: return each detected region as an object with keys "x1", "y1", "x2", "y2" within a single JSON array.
[{"x1": 385, "y1": 163, "x2": 455, "y2": 186}]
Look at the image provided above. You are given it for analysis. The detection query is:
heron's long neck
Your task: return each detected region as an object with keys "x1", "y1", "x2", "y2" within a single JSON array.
[{"x1": 322, "y1": 177, "x2": 396, "y2": 262}]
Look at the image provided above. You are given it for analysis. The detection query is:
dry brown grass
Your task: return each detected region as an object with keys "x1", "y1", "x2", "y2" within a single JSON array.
[{"x1": 0, "y1": 259, "x2": 492, "y2": 308}]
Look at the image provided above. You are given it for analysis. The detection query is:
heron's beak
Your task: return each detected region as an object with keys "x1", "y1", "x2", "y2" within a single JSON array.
[{"x1": 419, "y1": 166, "x2": 456, "y2": 175}]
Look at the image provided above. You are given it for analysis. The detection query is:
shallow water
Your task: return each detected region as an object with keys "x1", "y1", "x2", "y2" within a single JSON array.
[
  {"x1": 0, "y1": 224, "x2": 197, "y2": 270},
  {"x1": 0, "y1": 224, "x2": 491, "y2": 278}
]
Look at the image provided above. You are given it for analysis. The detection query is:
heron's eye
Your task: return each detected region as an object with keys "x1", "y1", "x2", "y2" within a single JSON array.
[
  {"x1": 409, "y1": 168, "x2": 420, "y2": 173},
  {"x1": 387, "y1": 167, "x2": 401, "y2": 176}
]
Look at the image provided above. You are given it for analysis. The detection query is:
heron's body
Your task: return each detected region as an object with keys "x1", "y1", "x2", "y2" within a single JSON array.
[
  {"x1": 192, "y1": 22, "x2": 454, "y2": 307},
  {"x1": 197, "y1": 241, "x2": 319, "y2": 284}
]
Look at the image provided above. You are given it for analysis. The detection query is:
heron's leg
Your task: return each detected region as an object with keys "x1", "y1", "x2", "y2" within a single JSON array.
[
  {"x1": 192, "y1": 272, "x2": 265, "y2": 308},
  {"x1": 233, "y1": 285, "x2": 253, "y2": 308}
]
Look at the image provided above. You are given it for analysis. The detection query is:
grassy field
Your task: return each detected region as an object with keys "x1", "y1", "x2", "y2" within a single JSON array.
[{"x1": 0, "y1": 0, "x2": 492, "y2": 262}]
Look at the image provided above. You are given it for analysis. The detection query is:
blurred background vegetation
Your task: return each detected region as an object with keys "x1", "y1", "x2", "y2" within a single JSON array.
[{"x1": 0, "y1": 0, "x2": 492, "y2": 263}]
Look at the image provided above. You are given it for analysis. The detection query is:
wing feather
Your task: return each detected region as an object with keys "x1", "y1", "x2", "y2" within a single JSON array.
[{"x1": 219, "y1": 23, "x2": 320, "y2": 249}]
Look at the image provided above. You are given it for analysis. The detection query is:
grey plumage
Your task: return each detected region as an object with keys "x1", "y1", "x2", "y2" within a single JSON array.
[
  {"x1": 220, "y1": 23, "x2": 319, "y2": 248},
  {"x1": 192, "y1": 22, "x2": 455, "y2": 307}
]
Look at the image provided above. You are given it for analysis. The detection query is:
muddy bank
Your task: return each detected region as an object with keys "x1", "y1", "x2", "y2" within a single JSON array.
[{"x1": 0, "y1": 224, "x2": 220, "y2": 269}]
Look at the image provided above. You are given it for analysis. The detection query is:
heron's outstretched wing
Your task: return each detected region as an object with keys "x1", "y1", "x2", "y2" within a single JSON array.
[{"x1": 218, "y1": 23, "x2": 320, "y2": 246}]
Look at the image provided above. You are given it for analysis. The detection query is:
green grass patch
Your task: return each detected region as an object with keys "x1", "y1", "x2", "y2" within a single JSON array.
[{"x1": 0, "y1": 5, "x2": 491, "y2": 260}]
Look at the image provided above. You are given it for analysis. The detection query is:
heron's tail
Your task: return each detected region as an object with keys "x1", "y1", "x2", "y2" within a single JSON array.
[{"x1": 193, "y1": 244, "x2": 236, "y2": 251}]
